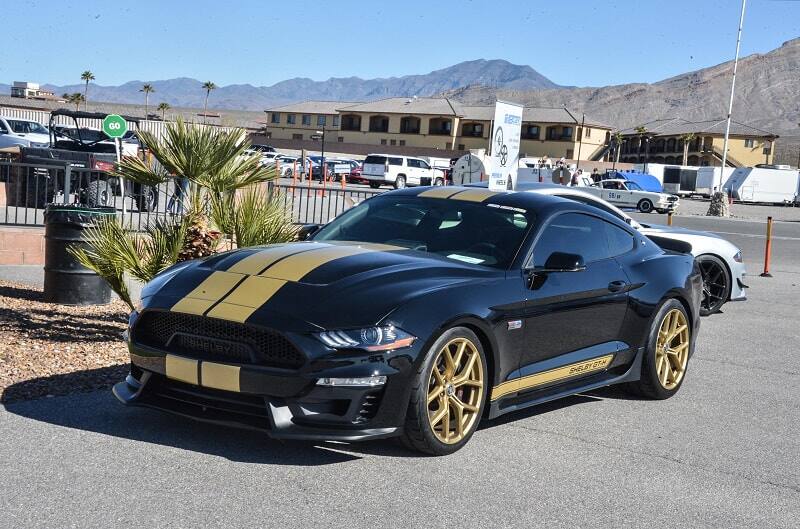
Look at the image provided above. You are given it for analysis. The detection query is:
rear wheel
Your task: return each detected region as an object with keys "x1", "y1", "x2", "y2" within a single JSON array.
[
  {"x1": 627, "y1": 299, "x2": 691, "y2": 399},
  {"x1": 697, "y1": 254, "x2": 731, "y2": 316},
  {"x1": 401, "y1": 327, "x2": 487, "y2": 455},
  {"x1": 637, "y1": 199, "x2": 654, "y2": 213},
  {"x1": 136, "y1": 185, "x2": 158, "y2": 212},
  {"x1": 85, "y1": 180, "x2": 113, "y2": 207},
  {"x1": 394, "y1": 175, "x2": 407, "y2": 189},
  {"x1": 433, "y1": 177, "x2": 444, "y2": 186},
  {"x1": 369, "y1": 181, "x2": 381, "y2": 189}
]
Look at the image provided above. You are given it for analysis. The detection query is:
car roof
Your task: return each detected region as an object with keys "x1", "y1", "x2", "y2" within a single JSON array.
[{"x1": 387, "y1": 185, "x2": 580, "y2": 213}]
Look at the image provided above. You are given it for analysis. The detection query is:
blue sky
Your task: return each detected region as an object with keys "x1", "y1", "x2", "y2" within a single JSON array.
[{"x1": 2, "y1": 0, "x2": 798, "y2": 87}]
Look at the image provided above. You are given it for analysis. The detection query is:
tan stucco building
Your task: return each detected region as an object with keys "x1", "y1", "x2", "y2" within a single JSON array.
[
  {"x1": 263, "y1": 97, "x2": 612, "y2": 160},
  {"x1": 617, "y1": 118, "x2": 778, "y2": 167}
]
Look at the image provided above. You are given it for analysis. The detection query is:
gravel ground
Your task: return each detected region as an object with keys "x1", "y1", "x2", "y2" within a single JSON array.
[
  {"x1": 0, "y1": 280, "x2": 130, "y2": 403},
  {"x1": 672, "y1": 196, "x2": 800, "y2": 222}
]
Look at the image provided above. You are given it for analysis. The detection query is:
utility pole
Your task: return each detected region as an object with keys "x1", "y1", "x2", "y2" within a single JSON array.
[
  {"x1": 575, "y1": 113, "x2": 585, "y2": 170},
  {"x1": 719, "y1": 0, "x2": 747, "y2": 187}
]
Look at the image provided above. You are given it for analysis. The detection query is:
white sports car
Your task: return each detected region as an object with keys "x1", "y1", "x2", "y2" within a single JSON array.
[
  {"x1": 583, "y1": 178, "x2": 679, "y2": 214},
  {"x1": 468, "y1": 181, "x2": 746, "y2": 315}
]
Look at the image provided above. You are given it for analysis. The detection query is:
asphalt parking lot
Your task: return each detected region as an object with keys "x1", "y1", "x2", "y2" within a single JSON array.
[{"x1": 1, "y1": 215, "x2": 799, "y2": 528}]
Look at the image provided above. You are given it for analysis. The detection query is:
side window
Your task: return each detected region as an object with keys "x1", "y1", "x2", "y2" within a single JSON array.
[
  {"x1": 604, "y1": 222, "x2": 635, "y2": 257},
  {"x1": 388, "y1": 157, "x2": 403, "y2": 166},
  {"x1": 532, "y1": 213, "x2": 623, "y2": 266},
  {"x1": 406, "y1": 159, "x2": 420, "y2": 168},
  {"x1": 418, "y1": 160, "x2": 430, "y2": 170},
  {"x1": 0, "y1": 121, "x2": 7, "y2": 133}
]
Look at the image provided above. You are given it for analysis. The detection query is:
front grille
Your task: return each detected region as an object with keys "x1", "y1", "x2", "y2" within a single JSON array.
[{"x1": 134, "y1": 311, "x2": 305, "y2": 369}]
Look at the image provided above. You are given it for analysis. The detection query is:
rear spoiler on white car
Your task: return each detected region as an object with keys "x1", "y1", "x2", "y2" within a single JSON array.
[{"x1": 646, "y1": 235, "x2": 693, "y2": 255}]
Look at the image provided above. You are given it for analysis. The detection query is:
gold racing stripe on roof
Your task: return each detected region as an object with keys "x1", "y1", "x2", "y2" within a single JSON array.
[
  {"x1": 446, "y1": 188, "x2": 502, "y2": 202},
  {"x1": 418, "y1": 187, "x2": 467, "y2": 199},
  {"x1": 490, "y1": 354, "x2": 614, "y2": 401},
  {"x1": 205, "y1": 275, "x2": 287, "y2": 323},
  {"x1": 170, "y1": 271, "x2": 244, "y2": 316},
  {"x1": 226, "y1": 243, "x2": 327, "y2": 275}
]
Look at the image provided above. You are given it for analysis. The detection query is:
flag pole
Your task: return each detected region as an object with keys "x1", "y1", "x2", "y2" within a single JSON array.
[{"x1": 719, "y1": 0, "x2": 746, "y2": 190}]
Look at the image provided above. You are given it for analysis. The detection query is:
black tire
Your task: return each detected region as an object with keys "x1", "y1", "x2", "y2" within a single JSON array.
[
  {"x1": 369, "y1": 181, "x2": 381, "y2": 189},
  {"x1": 656, "y1": 209, "x2": 667, "y2": 214},
  {"x1": 400, "y1": 326, "x2": 488, "y2": 456},
  {"x1": 136, "y1": 185, "x2": 158, "y2": 212},
  {"x1": 433, "y1": 177, "x2": 444, "y2": 186},
  {"x1": 85, "y1": 180, "x2": 113, "y2": 207},
  {"x1": 394, "y1": 175, "x2": 407, "y2": 189},
  {"x1": 697, "y1": 254, "x2": 731, "y2": 316},
  {"x1": 626, "y1": 298, "x2": 691, "y2": 400},
  {"x1": 637, "y1": 199, "x2": 654, "y2": 213}
]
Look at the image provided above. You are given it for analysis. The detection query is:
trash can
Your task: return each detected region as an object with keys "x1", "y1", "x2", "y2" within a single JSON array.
[{"x1": 43, "y1": 204, "x2": 116, "y2": 305}]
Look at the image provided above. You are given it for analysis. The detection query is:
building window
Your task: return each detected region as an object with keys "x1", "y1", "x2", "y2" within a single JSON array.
[
  {"x1": 263, "y1": 131, "x2": 272, "y2": 139},
  {"x1": 286, "y1": 114, "x2": 296, "y2": 125},
  {"x1": 462, "y1": 122, "x2": 484, "y2": 137},
  {"x1": 333, "y1": 116, "x2": 340, "y2": 127},
  {"x1": 270, "y1": 112, "x2": 280, "y2": 124},
  {"x1": 762, "y1": 141, "x2": 772, "y2": 155},
  {"x1": 744, "y1": 138, "x2": 755, "y2": 148},
  {"x1": 585, "y1": 127, "x2": 591, "y2": 138},
  {"x1": 337, "y1": 136, "x2": 344, "y2": 142},
  {"x1": 547, "y1": 126, "x2": 559, "y2": 140},
  {"x1": 302, "y1": 114, "x2": 311, "y2": 126},
  {"x1": 400, "y1": 116, "x2": 421, "y2": 134},
  {"x1": 399, "y1": 140, "x2": 406, "y2": 146},
  {"x1": 380, "y1": 139, "x2": 387, "y2": 145},
  {"x1": 341, "y1": 114, "x2": 361, "y2": 131},
  {"x1": 317, "y1": 115, "x2": 326, "y2": 126},
  {"x1": 566, "y1": 149, "x2": 574, "y2": 159},
  {"x1": 429, "y1": 118, "x2": 453, "y2": 135},
  {"x1": 390, "y1": 139, "x2": 397, "y2": 146},
  {"x1": 561, "y1": 127, "x2": 573, "y2": 140},
  {"x1": 458, "y1": 144, "x2": 465, "y2": 150},
  {"x1": 292, "y1": 133, "x2": 303, "y2": 140},
  {"x1": 369, "y1": 115, "x2": 390, "y2": 133},
  {"x1": 522, "y1": 124, "x2": 540, "y2": 140}
]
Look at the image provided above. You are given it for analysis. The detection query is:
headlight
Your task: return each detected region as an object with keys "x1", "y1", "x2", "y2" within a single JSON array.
[
  {"x1": 316, "y1": 325, "x2": 416, "y2": 351},
  {"x1": 733, "y1": 250, "x2": 743, "y2": 263}
]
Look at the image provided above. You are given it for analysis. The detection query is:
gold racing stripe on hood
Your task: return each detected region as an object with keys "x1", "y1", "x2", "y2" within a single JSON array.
[
  {"x1": 418, "y1": 187, "x2": 467, "y2": 199},
  {"x1": 260, "y1": 244, "x2": 377, "y2": 282},
  {"x1": 205, "y1": 275, "x2": 287, "y2": 323},
  {"x1": 170, "y1": 271, "x2": 244, "y2": 315},
  {"x1": 446, "y1": 188, "x2": 502, "y2": 202},
  {"x1": 226, "y1": 243, "x2": 327, "y2": 275}
]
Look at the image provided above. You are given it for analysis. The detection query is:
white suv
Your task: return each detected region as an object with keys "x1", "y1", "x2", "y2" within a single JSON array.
[
  {"x1": 362, "y1": 154, "x2": 446, "y2": 189},
  {"x1": 0, "y1": 116, "x2": 50, "y2": 149}
]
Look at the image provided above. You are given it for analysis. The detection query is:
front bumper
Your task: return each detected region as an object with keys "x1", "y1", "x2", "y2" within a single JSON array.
[
  {"x1": 728, "y1": 259, "x2": 748, "y2": 302},
  {"x1": 114, "y1": 339, "x2": 416, "y2": 442}
]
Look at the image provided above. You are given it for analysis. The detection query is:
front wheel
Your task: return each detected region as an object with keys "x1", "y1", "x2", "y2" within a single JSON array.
[
  {"x1": 637, "y1": 199, "x2": 654, "y2": 213},
  {"x1": 626, "y1": 299, "x2": 691, "y2": 399},
  {"x1": 697, "y1": 254, "x2": 731, "y2": 316},
  {"x1": 401, "y1": 327, "x2": 487, "y2": 455}
]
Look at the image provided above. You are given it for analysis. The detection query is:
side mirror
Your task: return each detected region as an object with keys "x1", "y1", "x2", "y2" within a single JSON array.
[
  {"x1": 296, "y1": 223, "x2": 321, "y2": 241},
  {"x1": 529, "y1": 252, "x2": 586, "y2": 273}
]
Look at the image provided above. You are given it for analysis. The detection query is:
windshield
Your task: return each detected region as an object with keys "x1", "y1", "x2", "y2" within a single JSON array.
[
  {"x1": 8, "y1": 120, "x2": 48, "y2": 135},
  {"x1": 625, "y1": 181, "x2": 644, "y2": 191},
  {"x1": 364, "y1": 155, "x2": 386, "y2": 165},
  {"x1": 313, "y1": 196, "x2": 534, "y2": 268}
]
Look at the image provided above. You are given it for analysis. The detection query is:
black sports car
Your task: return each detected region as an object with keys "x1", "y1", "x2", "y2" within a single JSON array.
[{"x1": 115, "y1": 186, "x2": 702, "y2": 455}]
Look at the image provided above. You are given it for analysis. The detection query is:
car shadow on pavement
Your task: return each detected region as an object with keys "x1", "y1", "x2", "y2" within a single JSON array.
[{"x1": 2, "y1": 373, "x2": 403, "y2": 465}]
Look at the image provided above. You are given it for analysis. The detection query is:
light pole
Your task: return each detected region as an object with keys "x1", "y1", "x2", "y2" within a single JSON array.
[
  {"x1": 575, "y1": 113, "x2": 585, "y2": 170},
  {"x1": 314, "y1": 125, "x2": 326, "y2": 180}
]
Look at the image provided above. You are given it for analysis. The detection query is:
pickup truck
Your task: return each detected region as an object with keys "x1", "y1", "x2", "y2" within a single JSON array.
[
  {"x1": 362, "y1": 154, "x2": 446, "y2": 189},
  {"x1": 0, "y1": 116, "x2": 51, "y2": 149}
]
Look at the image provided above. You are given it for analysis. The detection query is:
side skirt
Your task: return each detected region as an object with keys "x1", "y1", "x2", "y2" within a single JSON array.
[{"x1": 486, "y1": 346, "x2": 644, "y2": 420}]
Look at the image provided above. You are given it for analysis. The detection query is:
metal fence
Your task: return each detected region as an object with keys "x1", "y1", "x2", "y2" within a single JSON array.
[
  {"x1": 1, "y1": 160, "x2": 383, "y2": 229},
  {"x1": 269, "y1": 181, "x2": 383, "y2": 224},
  {"x1": 0, "y1": 161, "x2": 175, "y2": 230}
]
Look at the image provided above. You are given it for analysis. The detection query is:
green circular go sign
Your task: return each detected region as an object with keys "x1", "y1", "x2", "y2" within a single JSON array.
[{"x1": 102, "y1": 114, "x2": 128, "y2": 139}]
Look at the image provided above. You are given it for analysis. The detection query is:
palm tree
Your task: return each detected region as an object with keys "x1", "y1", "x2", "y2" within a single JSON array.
[
  {"x1": 140, "y1": 83, "x2": 155, "y2": 119},
  {"x1": 612, "y1": 131, "x2": 624, "y2": 165},
  {"x1": 680, "y1": 132, "x2": 696, "y2": 165},
  {"x1": 202, "y1": 81, "x2": 217, "y2": 124},
  {"x1": 80, "y1": 70, "x2": 94, "y2": 110},
  {"x1": 157, "y1": 102, "x2": 171, "y2": 121},
  {"x1": 634, "y1": 126, "x2": 650, "y2": 169},
  {"x1": 67, "y1": 93, "x2": 85, "y2": 111}
]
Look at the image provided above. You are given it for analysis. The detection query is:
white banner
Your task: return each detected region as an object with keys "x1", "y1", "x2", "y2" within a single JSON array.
[{"x1": 488, "y1": 101, "x2": 523, "y2": 191}]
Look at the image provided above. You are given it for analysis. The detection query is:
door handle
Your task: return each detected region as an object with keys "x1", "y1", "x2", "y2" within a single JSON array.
[{"x1": 608, "y1": 280, "x2": 627, "y2": 293}]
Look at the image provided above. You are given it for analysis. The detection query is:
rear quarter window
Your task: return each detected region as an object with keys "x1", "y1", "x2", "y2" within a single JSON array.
[{"x1": 388, "y1": 157, "x2": 403, "y2": 166}]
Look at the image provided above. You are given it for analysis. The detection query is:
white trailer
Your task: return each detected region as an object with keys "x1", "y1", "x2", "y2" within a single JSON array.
[
  {"x1": 723, "y1": 167, "x2": 800, "y2": 204},
  {"x1": 695, "y1": 167, "x2": 736, "y2": 197}
]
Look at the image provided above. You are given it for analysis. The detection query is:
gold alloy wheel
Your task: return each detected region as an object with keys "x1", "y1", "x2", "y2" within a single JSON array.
[
  {"x1": 427, "y1": 337, "x2": 484, "y2": 444},
  {"x1": 655, "y1": 308, "x2": 690, "y2": 390}
]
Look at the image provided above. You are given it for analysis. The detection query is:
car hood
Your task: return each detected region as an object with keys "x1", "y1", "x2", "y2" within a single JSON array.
[
  {"x1": 10, "y1": 132, "x2": 49, "y2": 144},
  {"x1": 142, "y1": 241, "x2": 499, "y2": 331},
  {"x1": 640, "y1": 223, "x2": 723, "y2": 240}
]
